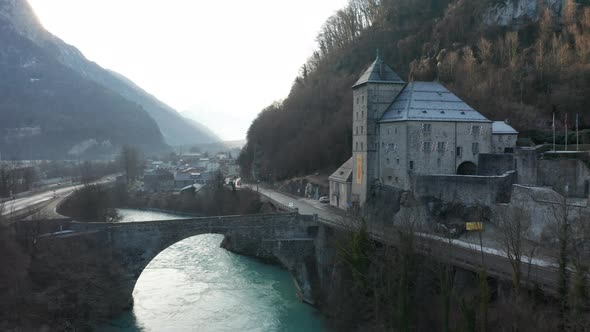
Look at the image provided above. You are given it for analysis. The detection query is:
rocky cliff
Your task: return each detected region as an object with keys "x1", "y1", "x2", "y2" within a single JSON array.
[{"x1": 484, "y1": 0, "x2": 565, "y2": 26}]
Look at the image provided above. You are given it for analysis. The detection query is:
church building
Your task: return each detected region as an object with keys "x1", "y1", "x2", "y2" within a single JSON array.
[{"x1": 329, "y1": 53, "x2": 518, "y2": 209}]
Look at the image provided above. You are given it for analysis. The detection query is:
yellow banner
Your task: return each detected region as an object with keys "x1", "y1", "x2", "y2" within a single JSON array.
[
  {"x1": 466, "y1": 222, "x2": 483, "y2": 231},
  {"x1": 356, "y1": 155, "x2": 362, "y2": 184}
]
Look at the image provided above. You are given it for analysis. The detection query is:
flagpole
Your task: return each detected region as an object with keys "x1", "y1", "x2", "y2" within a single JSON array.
[
  {"x1": 565, "y1": 112, "x2": 567, "y2": 151},
  {"x1": 553, "y1": 111, "x2": 556, "y2": 152},
  {"x1": 576, "y1": 113, "x2": 580, "y2": 151}
]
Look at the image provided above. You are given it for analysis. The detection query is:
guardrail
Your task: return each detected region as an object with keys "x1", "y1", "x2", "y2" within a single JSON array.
[
  {"x1": 244, "y1": 186, "x2": 299, "y2": 213},
  {"x1": 317, "y1": 217, "x2": 562, "y2": 295},
  {"x1": 2, "y1": 197, "x2": 59, "y2": 224}
]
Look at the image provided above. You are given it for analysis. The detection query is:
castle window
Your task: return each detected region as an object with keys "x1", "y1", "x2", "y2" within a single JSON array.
[
  {"x1": 472, "y1": 142, "x2": 479, "y2": 154},
  {"x1": 361, "y1": 142, "x2": 364, "y2": 150},
  {"x1": 361, "y1": 126, "x2": 364, "y2": 134},
  {"x1": 356, "y1": 142, "x2": 358, "y2": 150},
  {"x1": 456, "y1": 146, "x2": 463, "y2": 157},
  {"x1": 471, "y1": 125, "x2": 481, "y2": 136},
  {"x1": 410, "y1": 161, "x2": 414, "y2": 169},
  {"x1": 423, "y1": 141, "x2": 432, "y2": 153},
  {"x1": 382, "y1": 142, "x2": 385, "y2": 148},
  {"x1": 437, "y1": 158, "x2": 441, "y2": 167},
  {"x1": 356, "y1": 97, "x2": 359, "y2": 105},
  {"x1": 362, "y1": 96, "x2": 364, "y2": 103},
  {"x1": 362, "y1": 111, "x2": 364, "y2": 117},
  {"x1": 387, "y1": 128, "x2": 391, "y2": 135},
  {"x1": 395, "y1": 177, "x2": 399, "y2": 183},
  {"x1": 395, "y1": 127, "x2": 398, "y2": 134},
  {"x1": 437, "y1": 142, "x2": 445, "y2": 152},
  {"x1": 396, "y1": 159, "x2": 400, "y2": 165},
  {"x1": 355, "y1": 126, "x2": 358, "y2": 135},
  {"x1": 386, "y1": 158, "x2": 390, "y2": 165},
  {"x1": 422, "y1": 123, "x2": 432, "y2": 134},
  {"x1": 388, "y1": 176, "x2": 392, "y2": 181}
]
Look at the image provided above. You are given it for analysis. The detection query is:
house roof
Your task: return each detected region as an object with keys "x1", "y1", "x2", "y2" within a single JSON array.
[
  {"x1": 353, "y1": 54, "x2": 405, "y2": 88},
  {"x1": 329, "y1": 157, "x2": 353, "y2": 183},
  {"x1": 379, "y1": 82, "x2": 491, "y2": 123},
  {"x1": 492, "y1": 121, "x2": 518, "y2": 134}
]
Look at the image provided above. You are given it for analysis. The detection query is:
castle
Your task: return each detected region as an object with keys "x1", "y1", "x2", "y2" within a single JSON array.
[{"x1": 329, "y1": 53, "x2": 518, "y2": 209}]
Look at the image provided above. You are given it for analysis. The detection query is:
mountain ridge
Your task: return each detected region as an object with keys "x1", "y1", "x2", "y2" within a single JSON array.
[{"x1": 1, "y1": 0, "x2": 219, "y2": 147}]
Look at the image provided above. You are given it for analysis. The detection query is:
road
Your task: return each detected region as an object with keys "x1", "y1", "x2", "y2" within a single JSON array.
[
  {"x1": 1, "y1": 185, "x2": 78, "y2": 220},
  {"x1": 251, "y1": 185, "x2": 564, "y2": 295},
  {"x1": 1, "y1": 175, "x2": 118, "y2": 221},
  {"x1": 247, "y1": 185, "x2": 344, "y2": 222}
]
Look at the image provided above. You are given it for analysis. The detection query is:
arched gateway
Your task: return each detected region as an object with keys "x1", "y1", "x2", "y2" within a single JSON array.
[{"x1": 457, "y1": 161, "x2": 477, "y2": 175}]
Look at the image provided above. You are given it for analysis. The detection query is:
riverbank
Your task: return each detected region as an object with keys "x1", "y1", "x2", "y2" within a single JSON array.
[{"x1": 57, "y1": 183, "x2": 276, "y2": 222}]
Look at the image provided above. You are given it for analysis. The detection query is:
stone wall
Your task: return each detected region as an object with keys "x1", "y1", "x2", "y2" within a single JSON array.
[
  {"x1": 413, "y1": 171, "x2": 516, "y2": 205},
  {"x1": 514, "y1": 147, "x2": 538, "y2": 185},
  {"x1": 498, "y1": 184, "x2": 588, "y2": 241},
  {"x1": 538, "y1": 159, "x2": 590, "y2": 198},
  {"x1": 478, "y1": 153, "x2": 514, "y2": 176}
]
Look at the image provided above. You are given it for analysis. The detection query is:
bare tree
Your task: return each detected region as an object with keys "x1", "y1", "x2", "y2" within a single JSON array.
[
  {"x1": 569, "y1": 213, "x2": 590, "y2": 327},
  {"x1": 497, "y1": 204, "x2": 532, "y2": 294}
]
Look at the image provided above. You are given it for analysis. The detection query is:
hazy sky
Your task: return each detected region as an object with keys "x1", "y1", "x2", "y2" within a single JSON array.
[{"x1": 28, "y1": 0, "x2": 348, "y2": 141}]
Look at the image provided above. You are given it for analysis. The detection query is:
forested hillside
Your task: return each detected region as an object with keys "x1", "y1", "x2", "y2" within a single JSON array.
[{"x1": 239, "y1": 0, "x2": 590, "y2": 180}]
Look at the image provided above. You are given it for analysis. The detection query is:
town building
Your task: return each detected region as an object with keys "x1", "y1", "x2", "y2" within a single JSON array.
[
  {"x1": 330, "y1": 53, "x2": 518, "y2": 209},
  {"x1": 328, "y1": 157, "x2": 353, "y2": 210}
]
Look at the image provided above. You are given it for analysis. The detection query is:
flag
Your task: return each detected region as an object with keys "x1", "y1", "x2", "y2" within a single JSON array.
[
  {"x1": 576, "y1": 112, "x2": 579, "y2": 130},
  {"x1": 552, "y1": 112, "x2": 555, "y2": 129},
  {"x1": 565, "y1": 112, "x2": 568, "y2": 129}
]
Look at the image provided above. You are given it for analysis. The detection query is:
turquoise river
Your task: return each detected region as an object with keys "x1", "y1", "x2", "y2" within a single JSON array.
[{"x1": 99, "y1": 209, "x2": 326, "y2": 332}]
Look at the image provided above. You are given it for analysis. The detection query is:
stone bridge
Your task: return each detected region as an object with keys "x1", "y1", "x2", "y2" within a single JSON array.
[{"x1": 17, "y1": 212, "x2": 319, "y2": 319}]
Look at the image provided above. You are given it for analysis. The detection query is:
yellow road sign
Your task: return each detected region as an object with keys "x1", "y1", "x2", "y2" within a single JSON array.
[{"x1": 466, "y1": 222, "x2": 483, "y2": 231}]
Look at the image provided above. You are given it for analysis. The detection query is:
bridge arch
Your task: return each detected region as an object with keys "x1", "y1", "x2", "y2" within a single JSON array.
[{"x1": 70, "y1": 212, "x2": 319, "y2": 313}]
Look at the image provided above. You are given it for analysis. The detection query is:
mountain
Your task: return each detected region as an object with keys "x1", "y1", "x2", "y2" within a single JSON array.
[
  {"x1": 0, "y1": 2, "x2": 171, "y2": 159},
  {"x1": 0, "y1": 0, "x2": 218, "y2": 160},
  {"x1": 104, "y1": 70, "x2": 220, "y2": 145},
  {"x1": 239, "y1": 0, "x2": 590, "y2": 179}
]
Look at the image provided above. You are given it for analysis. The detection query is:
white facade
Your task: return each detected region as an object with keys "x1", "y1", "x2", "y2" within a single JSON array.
[{"x1": 378, "y1": 121, "x2": 493, "y2": 190}]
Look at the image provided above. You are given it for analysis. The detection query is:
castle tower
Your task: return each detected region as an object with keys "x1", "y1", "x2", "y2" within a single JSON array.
[{"x1": 351, "y1": 51, "x2": 405, "y2": 206}]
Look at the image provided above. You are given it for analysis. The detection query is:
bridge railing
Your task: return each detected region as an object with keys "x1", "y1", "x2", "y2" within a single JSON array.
[{"x1": 244, "y1": 187, "x2": 299, "y2": 213}]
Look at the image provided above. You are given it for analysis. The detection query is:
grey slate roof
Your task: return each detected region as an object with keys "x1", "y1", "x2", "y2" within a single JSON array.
[
  {"x1": 329, "y1": 157, "x2": 353, "y2": 183},
  {"x1": 353, "y1": 57, "x2": 405, "y2": 87},
  {"x1": 379, "y1": 82, "x2": 491, "y2": 123},
  {"x1": 492, "y1": 121, "x2": 518, "y2": 134}
]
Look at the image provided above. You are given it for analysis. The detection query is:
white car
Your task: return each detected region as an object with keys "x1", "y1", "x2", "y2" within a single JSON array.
[
  {"x1": 319, "y1": 196, "x2": 329, "y2": 203},
  {"x1": 288, "y1": 202, "x2": 294, "y2": 208}
]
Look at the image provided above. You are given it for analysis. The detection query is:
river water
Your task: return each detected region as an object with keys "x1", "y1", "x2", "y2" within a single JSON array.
[{"x1": 100, "y1": 209, "x2": 325, "y2": 332}]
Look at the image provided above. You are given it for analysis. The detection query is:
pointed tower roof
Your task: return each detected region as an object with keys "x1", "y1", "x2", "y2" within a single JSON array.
[{"x1": 353, "y1": 50, "x2": 405, "y2": 88}]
